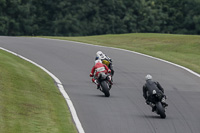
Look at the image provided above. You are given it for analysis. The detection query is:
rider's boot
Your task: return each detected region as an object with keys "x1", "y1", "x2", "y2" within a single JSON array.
[
  {"x1": 148, "y1": 102, "x2": 156, "y2": 112},
  {"x1": 92, "y1": 79, "x2": 100, "y2": 89},
  {"x1": 97, "y1": 84, "x2": 100, "y2": 89},
  {"x1": 152, "y1": 106, "x2": 156, "y2": 112},
  {"x1": 107, "y1": 75, "x2": 113, "y2": 85},
  {"x1": 161, "y1": 96, "x2": 168, "y2": 107},
  {"x1": 94, "y1": 80, "x2": 100, "y2": 89}
]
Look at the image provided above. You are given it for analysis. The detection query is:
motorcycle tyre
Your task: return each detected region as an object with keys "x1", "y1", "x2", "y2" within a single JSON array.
[
  {"x1": 101, "y1": 81, "x2": 110, "y2": 97},
  {"x1": 156, "y1": 102, "x2": 166, "y2": 119}
]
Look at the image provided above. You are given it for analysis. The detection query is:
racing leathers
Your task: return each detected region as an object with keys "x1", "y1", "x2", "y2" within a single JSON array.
[
  {"x1": 143, "y1": 79, "x2": 168, "y2": 111},
  {"x1": 90, "y1": 62, "x2": 112, "y2": 89}
]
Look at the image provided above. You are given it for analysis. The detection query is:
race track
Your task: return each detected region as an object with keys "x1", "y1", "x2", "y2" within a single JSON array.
[{"x1": 0, "y1": 36, "x2": 200, "y2": 133}]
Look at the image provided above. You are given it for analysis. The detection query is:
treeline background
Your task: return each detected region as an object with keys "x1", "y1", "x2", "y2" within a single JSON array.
[{"x1": 0, "y1": 0, "x2": 200, "y2": 36}]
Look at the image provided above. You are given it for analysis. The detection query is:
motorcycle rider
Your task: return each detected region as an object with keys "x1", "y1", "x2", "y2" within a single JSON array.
[
  {"x1": 143, "y1": 74, "x2": 168, "y2": 112},
  {"x1": 95, "y1": 51, "x2": 114, "y2": 76},
  {"x1": 90, "y1": 59, "x2": 112, "y2": 89}
]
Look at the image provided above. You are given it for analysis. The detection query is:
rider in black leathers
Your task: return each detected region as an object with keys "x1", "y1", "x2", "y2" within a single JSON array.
[{"x1": 143, "y1": 74, "x2": 168, "y2": 111}]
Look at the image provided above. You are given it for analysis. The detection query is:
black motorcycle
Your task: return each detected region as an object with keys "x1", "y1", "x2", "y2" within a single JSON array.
[
  {"x1": 148, "y1": 90, "x2": 167, "y2": 118},
  {"x1": 97, "y1": 72, "x2": 112, "y2": 97}
]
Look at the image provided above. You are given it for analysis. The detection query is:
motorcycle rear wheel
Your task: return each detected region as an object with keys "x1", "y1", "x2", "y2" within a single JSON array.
[
  {"x1": 101, "y1": 81, "x2": 110, "y2": 97},
  {"x1": 156, "y1": 102, "x2": 166, "y2": 119}
]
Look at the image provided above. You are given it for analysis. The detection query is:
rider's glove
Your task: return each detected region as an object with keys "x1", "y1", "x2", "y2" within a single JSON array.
[
  {"x1": 90, "y1": 73, "x2": 93, "y2": 77},
  {"x1": 108, "y1": 69, "x2": 111, "y2": 73}
]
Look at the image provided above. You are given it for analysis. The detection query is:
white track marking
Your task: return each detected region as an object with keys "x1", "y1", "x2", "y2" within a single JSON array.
[{"x1": 0, "y1": 47, "x2": 85, "y2": 133}]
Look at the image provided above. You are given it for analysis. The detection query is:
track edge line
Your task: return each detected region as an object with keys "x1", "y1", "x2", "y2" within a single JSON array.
[{"x1": 0, "y1": 47, "x2": 85, "y2": 133}]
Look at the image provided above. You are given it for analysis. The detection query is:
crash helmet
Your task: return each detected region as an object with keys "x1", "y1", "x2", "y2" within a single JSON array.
[
  {"x1": 145, "y1": 74, "x2": 152, "y2": 81},
  {"x1": 96, "y1": 51, "x2": 105, "y2": 59},
  {"x1": 95, "y1": 59, "x2": 102, "y2": 64}
]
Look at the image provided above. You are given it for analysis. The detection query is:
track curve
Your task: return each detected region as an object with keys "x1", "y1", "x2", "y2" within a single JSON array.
[{"x1": 0, "y1": 36, "x2": 200, "y2": 133}]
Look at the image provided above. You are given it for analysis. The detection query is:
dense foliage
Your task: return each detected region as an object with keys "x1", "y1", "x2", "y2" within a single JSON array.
[{"x1": 0, "y1": 0, "x2": 200, "y2": 36}]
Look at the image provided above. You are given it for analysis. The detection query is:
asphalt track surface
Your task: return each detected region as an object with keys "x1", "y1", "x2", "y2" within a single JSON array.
[{"x1": 0, "y1": 36, "x2": 200, "y2": 133}]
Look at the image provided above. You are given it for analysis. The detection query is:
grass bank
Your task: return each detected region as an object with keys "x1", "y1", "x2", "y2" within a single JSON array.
[
  {"x1": 43, "y1": 33, "x2": 200, "y2": 74},
  {"x1": 0, "y1": 50, "x2": 77, "y2": 133}
]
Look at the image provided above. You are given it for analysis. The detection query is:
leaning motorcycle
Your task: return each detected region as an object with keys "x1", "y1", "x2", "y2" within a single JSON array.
[
  {"x1": 148, "y1": 90, "x2": 167, "y2": 119},
  {"x1": 97, "y1": 72, "x2": 112, "y2": 97}
]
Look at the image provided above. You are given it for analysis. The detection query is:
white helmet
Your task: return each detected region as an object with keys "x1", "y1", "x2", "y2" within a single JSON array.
[
  {"x1": 96, "y1": 51, "x2": 105, "y2": 59},
  {"x1": 145, "y1": 74, "x2": 152, "y2": 81},
  {"x1": 95, "y1": 59, "x2": 102, "y2": 64},
  {"x1": 96, "y1": 51, "x2": 103, "y2": 56}
]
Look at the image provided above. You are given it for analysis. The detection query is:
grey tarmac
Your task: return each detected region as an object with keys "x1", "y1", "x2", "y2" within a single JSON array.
[{"x1": 0, "y1": 36, "x2": 200, "y2": 133}]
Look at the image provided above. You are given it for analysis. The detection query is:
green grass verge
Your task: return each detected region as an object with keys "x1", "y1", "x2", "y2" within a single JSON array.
[
  {"x1": 42, "y1": 33, "x2": 200, "y2": 74},
  {"x1": 0, "y1": 50, "x2": 77, "y2": 133}
]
